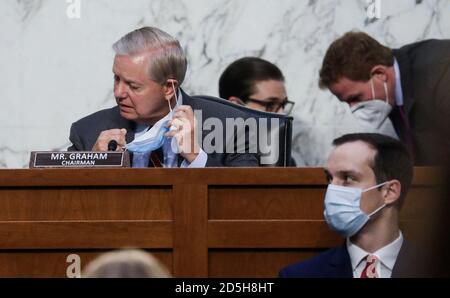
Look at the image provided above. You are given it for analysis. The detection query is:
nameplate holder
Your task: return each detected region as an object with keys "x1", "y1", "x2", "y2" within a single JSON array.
[{"x1": 29, "y1": 151, "x2": 130, "y2": 168}]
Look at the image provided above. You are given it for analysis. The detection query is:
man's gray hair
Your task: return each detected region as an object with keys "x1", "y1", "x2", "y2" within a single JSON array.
[{"x1": 113, "y1": 27, "x2": 187, "y2": 85}]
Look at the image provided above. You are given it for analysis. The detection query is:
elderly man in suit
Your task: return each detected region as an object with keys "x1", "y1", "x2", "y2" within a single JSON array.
[
  {"x1": 318, "y1": 32, "x2": 450, "y2": 166},
  {"x1": 280, "y1": 133, "x2": 426, "y2": 278},
  {"x1": 68, "y1": 27, "x2": 259, "y2": 167}
]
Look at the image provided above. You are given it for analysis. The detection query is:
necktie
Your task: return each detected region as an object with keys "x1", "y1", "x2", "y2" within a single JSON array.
[
  {"x1": 132, "y1": 152, "x2": 150, "y2": 168},
  {"x1": 360, "y1": 254, "x2": 379, "y2": 278},
  {"x1": 149, "y1": 148, "x2": 164, "y2": 167},
  {"x1": 395, "y1": 106, "x2": 416, "y2": 159}
]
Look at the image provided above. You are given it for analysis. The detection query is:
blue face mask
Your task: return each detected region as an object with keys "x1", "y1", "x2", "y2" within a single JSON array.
[
  {"x1": 126, "y1": 113, "x2": 171, "y2": 154},
  {"x1": 126, "y1": 82, "x2": 178, "y2": 154},
  {"x1": 323, "y1": 182, "x2": 389, "y2": 238}
]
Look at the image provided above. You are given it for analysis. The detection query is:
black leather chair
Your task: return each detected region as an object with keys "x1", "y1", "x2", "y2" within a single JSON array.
[{"x1": 193, "y1": 95, "x2": 293, "y2": 167}]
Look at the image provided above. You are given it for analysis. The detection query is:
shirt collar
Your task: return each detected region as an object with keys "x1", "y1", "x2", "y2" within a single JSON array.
[
  {"x1": 347, "y1": 238, "x2": 368, "y2": 271},
  {"x1": 346, "y1": 231, "x2": 404, "y2": 271},
  {"x1": 393, "y1": 59, "x2": 404, "y2": 107}
]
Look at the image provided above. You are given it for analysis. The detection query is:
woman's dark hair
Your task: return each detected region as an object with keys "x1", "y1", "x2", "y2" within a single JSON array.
[{"x1": 219, "y1": 57, "x2": 285, "y2": 100}]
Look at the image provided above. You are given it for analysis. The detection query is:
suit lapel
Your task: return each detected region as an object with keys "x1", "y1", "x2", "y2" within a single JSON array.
[
  {"x1": 389, "y1": 107, "x2": 404, "y2": 140},
  {"x1": 110, "y1": 106, "x2": 135, "y2": 164},
  {"x1": 391, "y1": 240, "x2": 424, "y2": 278},
  {"x1": 111, "y1": 106, "x2": 136, "y2": 144},
  {"x1": 330, "y1": 243, "x2": 354, "y2": 278},
  {"x1": 119, "y1": 118, "x2": 135, "y2": 144}
]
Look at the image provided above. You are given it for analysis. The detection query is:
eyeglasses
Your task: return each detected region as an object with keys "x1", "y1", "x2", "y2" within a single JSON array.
[{"x1": 241, "y1": 97, "x2": 295, "y2": 115}]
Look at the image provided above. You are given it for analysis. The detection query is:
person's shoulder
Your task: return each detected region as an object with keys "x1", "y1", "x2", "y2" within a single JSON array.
[
  {"x1": 278, "y1": 246, "x2": 341, "y2": 278},
  {"x1": 72, "y1": 106, "x2": 120, "y2": 128},
  {"x1": 393, "y1": 239, "x2": 431, "y2": 277},
  {"x1": 395, "y1": 39, "x2": 450, "y2": 55}
]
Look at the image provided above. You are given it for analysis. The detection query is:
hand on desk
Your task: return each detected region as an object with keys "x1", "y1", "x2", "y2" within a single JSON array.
[{"x1": 92, "y1": 128, "x2": 127, "y2": 151}]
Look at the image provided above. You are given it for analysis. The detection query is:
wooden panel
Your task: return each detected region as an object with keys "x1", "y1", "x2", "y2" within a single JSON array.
[
  {"x1": 0, "y1": 250, "x2": 172, "y2": 278},
  {"x1": 400, "y1": 187, "x2": 444, "y2": 220},
  {"x1": 399, "y1": 220, "x2": 430, "y2": 243},
  {"x1": 208, "y1": 220, "x2": 342, "y2": 248},
  {"x1": 0, "y1": 167, "x2": 443, "y2": 278},
  {"x1": 173, "y1": 184, "x2": 208, "y2": 277},
  {"x1": 0, "y1": 221, "x2": 172, "y2": 249},
  {"x1": 209, "y1": 187, "x2": 325, "y2": 220},
  {"x1": 0, "y1": 167, "x2": 441, "y2": 187},
  {"x1": 0, "y1": 187, "x2": 172, "y2": 221},
  {"x1": 209, "y1": 250, "x2": 324, "y2": 278},
  {"x1": 210, "y1": 186, "x2": 442, "y2": 221},
  {"x1": 0, "y1": 168, "x2": 329, "y2": 187}
]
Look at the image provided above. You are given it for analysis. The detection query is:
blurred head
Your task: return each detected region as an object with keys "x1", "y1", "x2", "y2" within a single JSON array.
[
  {"x1": 82, "y1": 249, "x2": 171, "y2": 278},
  {"x1": 325, "y1": 133, "x2": 413, "y2": 217},
  {"x1": 219, "y1": 57, "x2": 293, "y2": 114},
  {"x1": 319, "y1": 32, "x2": 396, "y2": 108},
  {"x1": 112, "y1": 27, "x2": 187, "y2": 124}
]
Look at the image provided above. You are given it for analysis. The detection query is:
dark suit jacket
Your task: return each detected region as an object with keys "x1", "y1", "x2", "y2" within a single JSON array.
[
  {"x1": 68, "y1": 90, "x2": 259, "y2": 167},
  {"x1": 279, "y1": 241, "x2": 426, "y2": 278},
  {"x1": 392, "y1": 39, "x2": 450, "y2": 165}
]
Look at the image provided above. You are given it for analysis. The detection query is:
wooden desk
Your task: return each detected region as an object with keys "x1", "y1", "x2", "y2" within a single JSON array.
[{"x1": 0, "y1": 168, "x2": 443, "y2": 277}]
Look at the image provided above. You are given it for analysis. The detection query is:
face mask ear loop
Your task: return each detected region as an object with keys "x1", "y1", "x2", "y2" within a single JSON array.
[
  {"x1": 169, "y1": 80, "x2": 178, "y2": 113},
  {"x1": 383, "y1": 81, "x2": 389, "y2": 104},
  {"x1": 363, "y1": 181, "x2": 390, "y2": 193},
  {"x1": 368, "y1": 203, "x2": 387, "y2": 217},
  {"x1": 370, "y1": 78, "x2": 376, "y2": 100},
  {"x1": 363, "y1": 181, "x2": 390, "y2": 217}
]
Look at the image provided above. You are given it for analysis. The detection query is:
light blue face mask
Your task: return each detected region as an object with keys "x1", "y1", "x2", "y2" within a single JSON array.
[
  {"x1": 126, "y1": 82, "x2": 178, "y2": 154},
  {"x1": 126, "y1": 114, "x2": 171, "y2": 154},
  {"x1": 323, "y1": 182, "x2": 389, "y2": 238}
]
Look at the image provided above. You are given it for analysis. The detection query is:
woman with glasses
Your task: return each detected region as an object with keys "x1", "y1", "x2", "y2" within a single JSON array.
[
  {"x1": 219, "y1": 57, "x2": 294, "y2": 115},
  {"x1": 219, "y1": 57, "x2": 296, "y2": 166}
]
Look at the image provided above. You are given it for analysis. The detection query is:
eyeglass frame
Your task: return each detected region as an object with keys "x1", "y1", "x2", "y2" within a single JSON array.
[{"x1": 240, "y1": 96, "x2": 295, "y2": 115}]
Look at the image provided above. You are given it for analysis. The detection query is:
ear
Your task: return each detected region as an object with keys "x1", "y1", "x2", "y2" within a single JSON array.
[
  {"x1": 162, "y1": 79, "x2": 178, "y2": 101},
  {"x1": 370, "y1": 65, "x2": 389, "y2": 82},
  {"x1": 382, "y1": 179, "x2": 402, "y2": 205},
  {"x1": 229, "y1": 96, "x2": 245, "y2": 106}
]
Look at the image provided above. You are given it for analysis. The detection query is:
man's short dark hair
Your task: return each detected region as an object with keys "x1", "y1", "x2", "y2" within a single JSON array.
[
  {"x1": 319, "y1": 31, "x2": 394, "y2": 88},
  {"x1": 219, "y1": 57, "x2": 285, "y2": 101},
  {"x1": 333, "y1": 133, "x2": 413, "y2": 208}
]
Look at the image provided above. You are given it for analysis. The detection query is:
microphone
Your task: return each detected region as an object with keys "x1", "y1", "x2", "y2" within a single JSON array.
[{"x1": 108, "y1": 140, "x2": 118, "y2": 151}]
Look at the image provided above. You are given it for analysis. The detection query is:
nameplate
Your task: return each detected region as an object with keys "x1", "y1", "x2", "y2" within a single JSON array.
[{"x1": 30, "y1": 151, "x2": 130, "y2": 168}]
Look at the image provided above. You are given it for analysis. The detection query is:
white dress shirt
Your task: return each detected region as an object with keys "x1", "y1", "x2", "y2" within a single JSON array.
[
  {"x1": 393, "y1": 59, "x2": 404, "y2": 107},
  {"x1": 132, "y1": 90, "x2": 207, "y2": 168},
  {"x1": 347, "y1": 231, "x2": 404, "y2": 278}
]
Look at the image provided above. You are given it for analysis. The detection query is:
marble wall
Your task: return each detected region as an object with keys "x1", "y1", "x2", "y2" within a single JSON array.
[{"x1": 1, "y1": 0, "x2": 449, "y2": 168}]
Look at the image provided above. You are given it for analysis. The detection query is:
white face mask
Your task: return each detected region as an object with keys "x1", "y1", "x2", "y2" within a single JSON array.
[
  {"x1": 350, "y1": 78, "x2": 399, "y2": 140},
  {"x1": 126, "y1": 82, "x2": 179, "y2": 154},
  {"x1": 324, "y1": 182, "x2": 389, "y2": 238}
]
